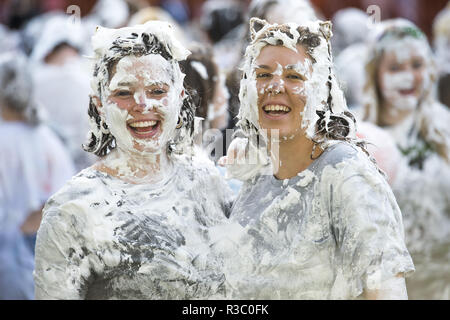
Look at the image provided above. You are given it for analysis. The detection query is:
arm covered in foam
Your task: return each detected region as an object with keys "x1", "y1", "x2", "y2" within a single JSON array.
[
  {"x1": 34, "y1": 200, "x2": 93, "y2": 299},
  {"x1": 326, "y1": 149, "x2": 414, "y2": 299}
]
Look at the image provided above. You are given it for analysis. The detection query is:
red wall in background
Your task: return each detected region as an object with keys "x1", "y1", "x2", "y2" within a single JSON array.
[
  {"x1": 1, "y1": 0, "x2": 448, "y2": 40},
  {"x1": 310, "y1": 0, "x2": 449, "y2": 40}
]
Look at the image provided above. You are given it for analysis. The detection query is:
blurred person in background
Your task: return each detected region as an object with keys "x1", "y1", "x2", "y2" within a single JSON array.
[
  {"x1": 28, "y1": 14, "x2": 96, "y2": 171},
  {"x1": 362, "y1": 18, "x2": 450, "y2": 299},
  {"x1": 331, "y1": 8, "x2": 401, "y2": 183},
  {"x1": 127, "y1": 4, "x2": 187, "y2": 45},
  {"x1": 0, "y1": 52, "x2": 75, "y2": 300},
  {"x1": 0, "y1": 23, "x2": 21, "y2": 55},
  {"x1": 82, "y1": 0, "x2": 130, "y2": 35},
  {"x1": 180, "y1": 44, "x2": 242, "y2": 195},
  {"x1": 198, "y1": 0, "x2": 245, "y2": 73},
  {"x1": 432, "y1": 1, "x2": 450, "y2": 109},
  {"x1": 331, "y1": 7, "x2": 370, "y2": 57},
  {"x1": 332, "y1": 8, "x2": 370, "y2": 117},
  {"x1": 160, "y1": 0, "x2": 190, "y2": 25},
  {"x1": 180, "y1": 44, "x2": 229, "y2": 135}
]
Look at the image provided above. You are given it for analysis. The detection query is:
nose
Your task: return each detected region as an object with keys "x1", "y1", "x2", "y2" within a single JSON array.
[
  {"x1": 132, "y1": 91, "x2": 146, "y2": 112},
  {"x1": 266, "y1": 77, "x2": 285, "y2": 95}
]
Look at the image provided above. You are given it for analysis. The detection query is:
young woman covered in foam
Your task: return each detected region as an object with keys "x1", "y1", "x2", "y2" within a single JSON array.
[
  {"x1": 34, "y1": 21, "x2": 233, "y2": 300},
  {"x1": 219, "y1": 18, "x2": 414, "y2": 300},
  {"x1": 362, "y1": 19, "x2": 450, "y2": 300}
]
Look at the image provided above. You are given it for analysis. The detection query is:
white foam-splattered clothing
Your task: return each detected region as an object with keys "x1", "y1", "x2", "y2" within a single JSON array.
[
  {"x1": 392, "y1": 154, "x2": 450, "y2": 300},
  {"x1": 34, "y1": 158, "x2": 233, "y2": 299},
  {"x1": 223, "y1": 142, "x2": 414, "y2": 299}
]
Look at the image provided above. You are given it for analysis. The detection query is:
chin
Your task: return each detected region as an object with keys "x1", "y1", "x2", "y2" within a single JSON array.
[{"x1": 131, "y1": 139, "x2": 164, "y2": 155}]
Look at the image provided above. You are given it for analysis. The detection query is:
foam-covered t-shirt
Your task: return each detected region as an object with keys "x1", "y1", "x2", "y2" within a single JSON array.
[{"x1": 223, "y1": 142, "x2": 414, "y2": 299}]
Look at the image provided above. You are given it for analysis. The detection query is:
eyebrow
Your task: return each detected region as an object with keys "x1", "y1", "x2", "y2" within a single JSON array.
[
  {"x1": 144, "y1": 81, "x2": 169, "y2": 87},
  {"x1": 285, "y1": 64, "x2": 309, "y2": 71},
  {"x1": 255, "y1": 65, "x2": 271, "y2": 69},
  {"x1": 116, "y1": 81, "x2": 134, "y2": 87}
]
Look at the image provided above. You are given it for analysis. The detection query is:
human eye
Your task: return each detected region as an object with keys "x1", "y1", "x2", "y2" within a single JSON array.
[
  {"x1": 388, "y1": 64, "x2": 402, "y2": 72},
  {"x1": 114, "y1": 90, "x2": 132, "y2": 97},
  {"x1": 412, "y1": 59, "x2": 424, "y2": 69},
  {"x1": 286, "y1": 73, "x2": 305, "y2": 81},
  {"x1": 256, "y1": 72, "x2": 271, "y2": 79},
  {"x1": 150, "y1": 87, "x2": 167, "y2": 95}
]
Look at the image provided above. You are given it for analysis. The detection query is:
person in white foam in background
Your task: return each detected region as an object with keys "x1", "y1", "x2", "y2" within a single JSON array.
[
  {"x1": 331, "y1": 7, "x2": 370, "y2": 58},
  {"x1": 29, "y1": 14, "x2": 96, "y2": 172},
  {"x1": 362, "y1": 19, "x2": 450, "y2": 300},
  {"x1": 0, "y1": 52, "x2": 76, "y2": 300},
  {"x1": 34, "y1": 21, "x2": 233, "y2": 300},
  {"x1": 216, "y1": 18, "x2": 414, "y2": 300},
  {"x1": 432, "y1": 2, "x2": 450, "y2": 109},
  {"x1": 332, "y1": 8, "x2": 370, "y2": 117},
  {"x1": 179, "y1": 44, "x2": 242, "y2": 196}
]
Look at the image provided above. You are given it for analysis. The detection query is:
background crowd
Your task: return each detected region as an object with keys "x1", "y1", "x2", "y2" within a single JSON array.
[{"x1": 0, "y1": 0, "x2": 449, "y2": 300}]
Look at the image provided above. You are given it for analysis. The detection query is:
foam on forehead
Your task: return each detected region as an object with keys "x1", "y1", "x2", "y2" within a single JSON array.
[
  {"x1": 372, "y1": 18, "x2": 431, "y2": 59},
  {"x1": 91, "y1": 20, "x2": 190, "y2": 62},
  {"x1": 109, "y1": 54, "x2": 172, "y2": 91}
]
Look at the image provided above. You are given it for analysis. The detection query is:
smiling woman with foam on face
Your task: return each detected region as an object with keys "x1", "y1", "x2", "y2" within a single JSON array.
[
  {"x1": 363, "y1": 19, "x2": 450, "y2": 300},
  {"x1": 33, "y1": 21, "x2": 233, "y2": 300},
  {"x1": 218, "y1": 18, "x2": 415, "y2": 300}
]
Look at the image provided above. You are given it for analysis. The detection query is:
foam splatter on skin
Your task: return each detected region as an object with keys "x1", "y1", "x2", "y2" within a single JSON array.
[
  {"x1": 104, "y1": 55, "x2": 181, "y2": 155},
  {"x1": 34, "y1": 21, "x2": 233, "y2": 299},
  {"x1": 382, "y1": 71, "x2": 419, "y2": 112},
  {"x1": 377, "y1": 38, "x2": 431, "y2": 113}
]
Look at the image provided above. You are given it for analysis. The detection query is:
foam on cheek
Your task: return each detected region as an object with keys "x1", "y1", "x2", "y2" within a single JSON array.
[
  {"x1": 139, "y1": 56, "x2": 183, "y2": 143},
  {"x1": 383, "y1": 72, "x2": 414, "y2": 90},
  {"x1": 382, "y1": 72, "x2": 418, "y2": 111},
  {"x1": 293, "y1": 86, "x2": 306, "y2": 95},
  {"x1": 104, "y1": 101, "x2": 134, "y2": 150}
]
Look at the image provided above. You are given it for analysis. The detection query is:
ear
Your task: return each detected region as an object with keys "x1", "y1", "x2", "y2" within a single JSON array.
[
  {"x1": 250, "y1": 17, "x2": 269, "y2": 41},
  {"x1": 180, "y1": 89, "x2": 185, "y2": 99},
  {"x1": 319, "y1": 21, "x2": 333, "y2": 41},
  {"x1": 91, "y1": 95, "x2": 103, "y2": 114}
]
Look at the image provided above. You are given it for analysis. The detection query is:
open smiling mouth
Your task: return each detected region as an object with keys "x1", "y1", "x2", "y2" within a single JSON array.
[
  {"x1": 127, "y1": 120, "x2": 161, "y2": 138},
  {"x1": 263, "y1": 104, "x2": 292, "y2": 116},
  {"x1": 399, "y1": 88, "x2": 416, "y2": 95}
]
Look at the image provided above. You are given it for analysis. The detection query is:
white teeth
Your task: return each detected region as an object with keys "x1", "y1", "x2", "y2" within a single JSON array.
[
  {"x1": 263, "y1": 105, "x2": 290, "y2": 112},
  {"x1": 129, "y1": 120, "x2": 157, "y2": 128}
]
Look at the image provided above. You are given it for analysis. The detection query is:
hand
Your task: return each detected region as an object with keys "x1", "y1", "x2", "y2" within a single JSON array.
[{"x1": 218, "y1": 137, "x2": 249, "y2": 167}]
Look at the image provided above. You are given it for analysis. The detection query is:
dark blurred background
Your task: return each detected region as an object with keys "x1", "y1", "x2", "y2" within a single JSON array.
[{"x1": 0, "y1": 0, "x2": 447, "y2": 39}]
